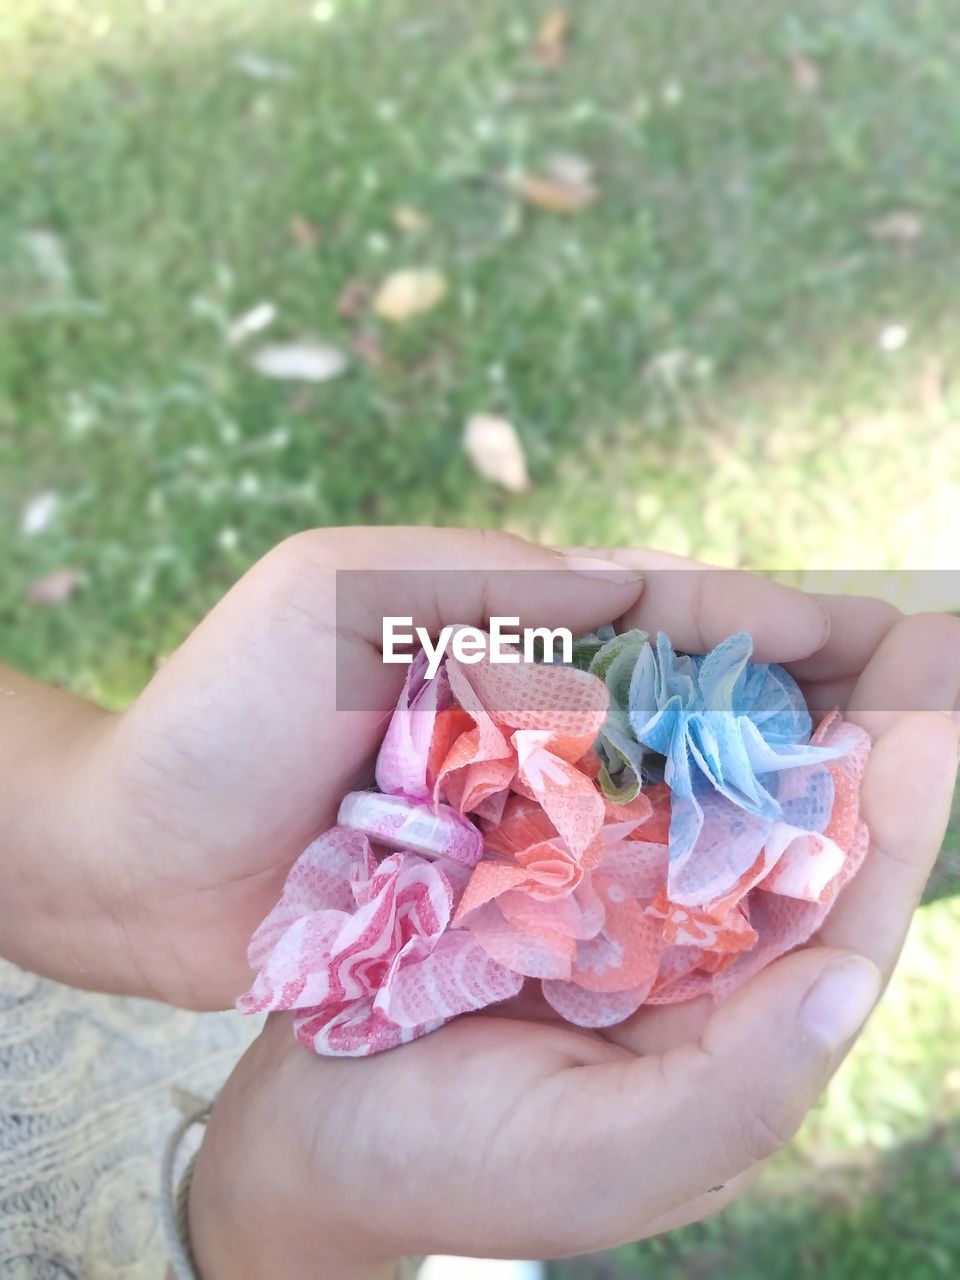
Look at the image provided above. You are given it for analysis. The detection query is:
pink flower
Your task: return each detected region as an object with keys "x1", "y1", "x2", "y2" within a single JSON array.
[
  {"x1": 433, "y1": 651, "x2": 612, "y2": 860},
  {"x1": 238, "y1": 826, "x2": 522, "y2": 1056},
  {"x1": 453, "y1": 790, "x2": 668, "y2": 1026},
  {"x1": 375, "y1": 651, "x2": 450, "y2": 802},
  {"x1": 240, "y1": 636, "x2": 873, "y2": 1055},
  {"x1": 372, "y1": 642, "x2": 613, "y2": 858}
]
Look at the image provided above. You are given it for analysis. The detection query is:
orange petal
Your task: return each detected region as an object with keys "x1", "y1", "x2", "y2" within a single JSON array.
[
  {"x1": 454, "y1": 862, "x2": 528, "y2": 922},
  {"x1": 426, "y1": 706, "x2": 475, "y2": 789}
]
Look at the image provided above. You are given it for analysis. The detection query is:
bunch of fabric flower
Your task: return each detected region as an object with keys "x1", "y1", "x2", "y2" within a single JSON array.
[{"x1": 239, "y1": 628, "x2": 871, "y2": 1056}]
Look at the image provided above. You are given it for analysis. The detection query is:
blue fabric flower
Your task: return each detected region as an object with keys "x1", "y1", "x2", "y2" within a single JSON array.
[{"x1": 583, "y1": 630, "x2": 845, "y2": 903}]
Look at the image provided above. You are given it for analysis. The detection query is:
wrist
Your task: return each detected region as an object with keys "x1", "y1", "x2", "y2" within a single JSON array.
[
  {"x1": 0, "y1": 666, "x2": 137, "y2": 990},
  {"x1": 187, "y1": 1023, "x2": 404, "y2": 1280},
  {"x1": 189, "y1": 1121, "x2": 400, "y2": 1280}
]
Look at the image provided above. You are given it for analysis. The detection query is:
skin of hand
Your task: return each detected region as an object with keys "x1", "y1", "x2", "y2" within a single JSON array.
[
  {"x1": 2, "y1": 526, "x2": 864, "y2": 1008},
  {"x1": 178, "y1": 545, "x2": 960, "y2": 1278},
  {"x1": 2, "y1": 528, "x2": 957, "y2": 1274}
]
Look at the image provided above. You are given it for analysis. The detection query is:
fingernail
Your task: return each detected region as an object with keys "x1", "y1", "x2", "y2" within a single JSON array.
[
  {"x1": 798, "y1": 956, "x2": 881, "y2": 1051},
  {"x1": 813, "y1": 600, "x2": 832, "y2": 650},
  {"x1": 563, "y1": 555, "x2": 644, "y2": 585}
]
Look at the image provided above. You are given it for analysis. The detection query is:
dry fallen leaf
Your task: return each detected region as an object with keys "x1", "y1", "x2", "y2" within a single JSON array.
[
  {"x1": 27, "y1": 568, "x2": 82, "y2": 606},
  {"x1": 373, "y1": 268, "x2": 448, "y2": 323},
  {"x1": 789, "y1": 51, "x2": 820, "y2": 93},
  {"x1": 289, "y1": 214, "x2": 322, "y2": 247},
  {"x1": 20, "y1": 490, "x2": 60, "y2": 537},
  {"x1": 868, "y1": 211, "x2": 924, "y2": 245},
  {"x1": 513, "y1": 171, "x2": 597, "y2": 213},
  {"x1": 22, "y1": 229, "x2": 73, "y2": 292},
  {"x1": 546, "y1": 152, "x2": 595, "y2": 187},
  {"x1": 878, "y1": 323, "x2": 909, "y2": 353},
  {"x1": 392, "y1": 205, "x2": 431, "y2": 233},
  {"x1": 249, "y1": 340, "x2": 348, "y2": 382},
  {"x1": 533, "y1": 8, "x2": 569, "y2": 67},
  {"x1": 335, "y1": 279, "x2": 371, "y2": 320},
  {"x1": 235, "y1": 52, "x2": 294, "y2": 81},
  {"x1": 645, "y1": 348, "x2": 694, "y2": 387},
  {"x1": 227, "y1": 301, "x2": 277, "y2": 346},
  {"x1": 463, "y1": 414, "x2": 530, "y2": 493}
]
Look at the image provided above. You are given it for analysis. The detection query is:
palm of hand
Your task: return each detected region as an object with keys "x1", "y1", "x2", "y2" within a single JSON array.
[
  {"x1": 169, "y1": 541, "x2": 957, "y2": 1270},
  {"x1": 96, "y1": 536, "x2": 957, "y2": 1030},
  {"x1": 225, "y1": 641, "x2": 956, "y2": 1265}
]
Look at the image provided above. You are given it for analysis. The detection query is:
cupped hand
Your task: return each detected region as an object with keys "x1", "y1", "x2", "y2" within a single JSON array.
[
  {"x1": 183, "y1": 550, "x2": 959, "y2": 1278},
  {"x1": 80, "y1": 529, "x2": 844, "y2": 1009}
]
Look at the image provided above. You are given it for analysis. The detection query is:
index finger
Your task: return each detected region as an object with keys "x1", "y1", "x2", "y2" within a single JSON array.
[{"x1": 558, "y1": 546, "x2": 830, "y2": 662}]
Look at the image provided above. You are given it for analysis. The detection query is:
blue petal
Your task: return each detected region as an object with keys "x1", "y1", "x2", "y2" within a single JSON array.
[
  {"x1": 696, "y1": 631, "x2": 753, "y2": 711},
  {"x1": 654, "y1": 632, "x2": 698, "y2": 706}
]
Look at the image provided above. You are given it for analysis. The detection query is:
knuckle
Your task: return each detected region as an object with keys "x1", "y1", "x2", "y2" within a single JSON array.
[
  {"x1": 734, "y1": 1091, "x2": 805, "y2": 1165},
  {"x1": 867, "y1": 597, "x2": 904, "y2": 629},
  {"x1": 243, "y1": 531, "x2": 338, "y2": 626},
  {"x1": 479, "y1": 527, "x2": 528, "y2": 553},
  {"x1": 464, "y1": 526, "x2": 533, "y2": 568},
  {"x1": 849, "y1": 595, "x2": 904, "y2": 645},
  {"x1": 675, "y1": 1046, "x2": 808, "y2": 1169},
  {"x1": 260, "y1": 530, "x2": 333, "y2": 578}
]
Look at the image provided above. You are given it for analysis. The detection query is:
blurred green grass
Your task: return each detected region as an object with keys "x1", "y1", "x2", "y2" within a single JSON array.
[
  {"x1": 2, "y1": 0, "x2": 959, "y2": 697},
  {"x1": 1, "y1": 1, "x2": 958, "y2": 1275}
]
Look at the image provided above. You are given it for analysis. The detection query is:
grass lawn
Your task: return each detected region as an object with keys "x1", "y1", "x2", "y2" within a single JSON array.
[{"x1": 1, "y1": 1, "x2": 958, "y2": 1275}]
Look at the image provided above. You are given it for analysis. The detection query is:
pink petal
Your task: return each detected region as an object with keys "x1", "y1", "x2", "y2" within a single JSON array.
[
  {"x1": 378, "y1": 929, "x2": 523, "y2": 1027},
  {"x1": 375, "y1": 653, "x2": 450, "y2": 800},
  {"x1": 666, "y1": 790, "x2": 771, "y2": 907},
  {"x1": 566, "y1": 876, "x2": 663, "y2": 994},
  {"x1": 238, "y1": 844, "x2": 455, "y2": 1015},
  {"x1": 541, "y1": 979, "x2": 651, "y2": 1028},
  {"x1": 456, "y1": 656, "x2": 609, "y2": 759},
  {"x1": 498, "y1": 879, "x2": 603, "y2": 942},
  {"x1": 757, "y1": 827, "x2": 845, "y2": 900},
  {"x1": 295, "y1": 1000, "x2": 429, "y2": 1057},
  {"x1": 598, "y1": 839, "x2": 669, "y2": 900},
  {"x1": 457, "y1": 900, "x2": 574, "y2": 979},
  {"x1": 246, "y1": 827, "x2": 374, "y2": 968}
]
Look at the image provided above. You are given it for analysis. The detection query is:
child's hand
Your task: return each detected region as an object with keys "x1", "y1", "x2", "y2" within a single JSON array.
[
  {"x1": 6, "y1": 527, "x2": 955, "y2": 1016},
  {"x1": 75, "y1": 530, "x2": 851, "y2": 1008},
  {"x1": 52, "y1": 529, "x2": 646, "y2": 1004},
  {"x1": 186, "y1": 609, "x2": 957, "y2": 1275}
]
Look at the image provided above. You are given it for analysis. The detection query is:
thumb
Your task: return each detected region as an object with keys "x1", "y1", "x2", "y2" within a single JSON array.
[
  {"x1": 687, "y1": 946, "x2": 881, "y2": 1166},
  {"x1": 121, "y1": 527, "x2": 644, "y2": 849},
  {"x1": 549, "y1": 946, "x2": 881, "y2": 1251}
]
